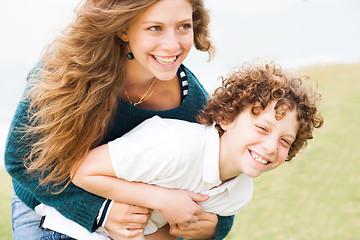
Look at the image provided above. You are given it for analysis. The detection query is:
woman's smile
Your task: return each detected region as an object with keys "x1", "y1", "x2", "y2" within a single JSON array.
[
  {"x1": 152, "y1": 54, "x2": 180, "y2": 65},
  {"x1": 121, "y1": 0, "x2": 194, "y2": 81}
]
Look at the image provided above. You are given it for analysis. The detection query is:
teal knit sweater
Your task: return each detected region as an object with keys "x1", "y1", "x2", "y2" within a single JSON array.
[{"x1": 5, "y1": 64, "x2": 234, "y2": 239}]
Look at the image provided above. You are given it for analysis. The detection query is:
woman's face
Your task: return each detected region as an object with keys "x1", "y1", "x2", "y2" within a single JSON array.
[{"x1": 120, "y1": 0, "x2": 194, "y2": 81}]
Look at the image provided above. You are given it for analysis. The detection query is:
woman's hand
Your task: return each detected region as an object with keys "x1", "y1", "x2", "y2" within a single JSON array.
[
  {"x1": 145, "y1": 225, "x2": 177, "y2": 240},
  {"x1": 169, "y1": 211, "x2": 218, "y2": 240},
  {"x1": 105, "y1": 201, "x2": 151, "y2": 239},
  {"x1": 158, "y1": 189, "x2": 209, "y2": 227}
]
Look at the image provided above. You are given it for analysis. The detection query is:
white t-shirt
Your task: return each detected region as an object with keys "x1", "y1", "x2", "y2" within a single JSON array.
[
  {"x1": 108, "y1": 116, "x2": 253, "y2": 234},
  {"x1": 36, "y1": 116, "x2": 253, "y2": 239}
]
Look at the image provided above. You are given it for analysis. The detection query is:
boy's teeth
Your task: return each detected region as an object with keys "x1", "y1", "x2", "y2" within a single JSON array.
[
  {"x1": 250, "y1": 152, "x2": 269, "y2": 165},
  {"x1": 154, "y1": 55, "x2": 177, "y2": 64}
]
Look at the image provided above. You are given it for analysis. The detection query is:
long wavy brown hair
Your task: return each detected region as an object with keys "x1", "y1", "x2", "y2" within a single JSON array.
[
  {"x1": 197, "y1": 62, "x2": 324, "y2": 161},
  {"x1": 25, "y1": 0, "x2": 214, "y2": 192}
]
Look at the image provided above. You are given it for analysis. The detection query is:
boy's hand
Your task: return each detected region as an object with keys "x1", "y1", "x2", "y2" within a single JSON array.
[
  {"x1": 169, "y1": 212, "x2": 218, "y2": 239},
  {"x1": 158, "y1": 189, "x2": 208, "y2": 226},
  {"x1": 105, "y1": 201, "x2": 151, "y2": 239}
]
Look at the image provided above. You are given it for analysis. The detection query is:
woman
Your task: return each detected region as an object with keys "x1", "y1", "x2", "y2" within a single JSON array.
[{"x1": 5, "y1": 0, "x2": 234, "y2": 239}]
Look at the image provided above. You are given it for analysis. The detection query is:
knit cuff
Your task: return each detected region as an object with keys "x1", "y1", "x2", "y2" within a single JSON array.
[
  {"x1": 96, "y1": 199, "x2": 114, "y2": 228},
  {"x1": 214, "y1": 215, "x2": 235, "y2": 240}
]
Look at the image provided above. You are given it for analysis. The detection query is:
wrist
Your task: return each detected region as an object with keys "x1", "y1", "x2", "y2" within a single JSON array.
[
  {"x1": 149, "y1": 187, "x2": 171, "y2": 212},
  {"x1": 96, "y1": 199, "x2": 114, "y2": 228}
]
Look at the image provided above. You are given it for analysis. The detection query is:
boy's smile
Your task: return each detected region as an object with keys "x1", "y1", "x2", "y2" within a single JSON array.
[
  {"x1": 250, "y1": 151, "x2": 270, "y2": 165},
  {"x1": 218, "y1": 101, "x2": 299, "y2": 181}
]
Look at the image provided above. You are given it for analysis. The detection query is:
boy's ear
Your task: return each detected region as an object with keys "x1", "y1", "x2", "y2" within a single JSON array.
[
  {"x1": 117, "y1": 32, "x2": 128, "y2": 42},
  {"x1": 219, "y1": 120, "x2": 236, "y2": 131}
]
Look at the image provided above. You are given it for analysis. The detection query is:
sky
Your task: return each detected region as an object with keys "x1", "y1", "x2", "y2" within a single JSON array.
[
  {"x1": 187, "y1": 0, "x2": 360, "y2": 88},
  {"x1": 0, "y1": 0, "x2": 359, "y2": 137}
]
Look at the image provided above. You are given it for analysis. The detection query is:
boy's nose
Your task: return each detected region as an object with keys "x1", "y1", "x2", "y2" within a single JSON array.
[{"x1": 262, "y1": 137, "x2": 277, "y2": 155}]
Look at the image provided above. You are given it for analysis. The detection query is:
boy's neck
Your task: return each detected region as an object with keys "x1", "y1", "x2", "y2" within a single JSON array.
[{"x1": 218, "y1": 137, "x2": 242, "y2": 182}]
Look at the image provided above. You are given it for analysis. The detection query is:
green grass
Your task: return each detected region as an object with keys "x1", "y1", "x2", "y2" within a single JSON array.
[
  {"x1": 1, "y1": 63, "x2": 359, "y2": 240},
  {"x1": 0, "y1": 169, "x2": 12, "y2": 240},
  {"x1": 225, "y1": 63, "x2": 360, "y2": 240}
]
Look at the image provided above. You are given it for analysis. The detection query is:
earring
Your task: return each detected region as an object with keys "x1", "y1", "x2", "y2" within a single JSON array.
[
  {"x1": 126, "y1": 43, "x2": 134, "y2": 60},
  {"x1": 127, "y1": 52, "x2": 134, "y2": 60}
]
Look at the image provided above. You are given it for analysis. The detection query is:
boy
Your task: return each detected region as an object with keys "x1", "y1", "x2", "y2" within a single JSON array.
[{"x1": 36, "y1": 62, "x2": 323, "y2": 240}]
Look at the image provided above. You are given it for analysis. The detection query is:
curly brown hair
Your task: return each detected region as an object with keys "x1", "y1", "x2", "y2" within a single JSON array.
[
  {"x1": 197, "y1": 62, "x2": 324, "y2": 161},
  {"x1": 25, "y1": 0, "x2": 214, "y2": 192}
]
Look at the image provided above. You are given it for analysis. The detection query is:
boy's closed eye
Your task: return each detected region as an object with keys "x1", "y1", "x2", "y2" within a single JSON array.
[
  {"x1": 255, "y1": 125, "x2": 269, "y2": 134},
  {"x1": 280, "y1": 138, "x2": 292, "y2": 147},
  {"x1": 256, "y1": 124, "x2": 294, "y2": 148}
]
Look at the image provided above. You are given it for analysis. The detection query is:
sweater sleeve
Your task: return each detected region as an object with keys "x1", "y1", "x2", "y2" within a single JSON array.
[
  {"x1": 4, "y1": 68, "x2": 104, "y2": 232},
  {"x1": 214, "y1": 215, "x2": 235, "y2": 240}
]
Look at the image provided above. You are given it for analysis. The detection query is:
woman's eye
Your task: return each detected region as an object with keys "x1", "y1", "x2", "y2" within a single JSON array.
[
  {"x1": 179, "y1": 24, "x2": 192, "y2": 30},
  {"x1": 148, "y1": 26, "x2": 162, "y2": 31}
]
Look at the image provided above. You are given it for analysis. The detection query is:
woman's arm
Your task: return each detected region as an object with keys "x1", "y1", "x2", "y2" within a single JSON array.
[
  {"x1": 5, "y1": 90, "x2": 104, "y2": 232},
  {"x1": 4, "y1": 67, "x2": 149, "y2": 234},
  {"x1": 72, "y1": 144, "x2": 208, "y2": 226}
]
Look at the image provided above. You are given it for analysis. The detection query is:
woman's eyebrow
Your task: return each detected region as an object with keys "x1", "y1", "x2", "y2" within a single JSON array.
[{"x1": 142, "y1": 17, "x2": 192, "y2": 25}]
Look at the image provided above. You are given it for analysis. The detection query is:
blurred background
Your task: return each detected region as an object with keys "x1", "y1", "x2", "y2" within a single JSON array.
[{"x1": 0, "y1": 0, "x2": 359, "y2": 239}]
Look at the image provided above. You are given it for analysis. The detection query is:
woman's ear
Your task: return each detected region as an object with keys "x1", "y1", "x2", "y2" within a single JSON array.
[{"x1": 117, "y1": 32, "x2": 128, "y2": 42}]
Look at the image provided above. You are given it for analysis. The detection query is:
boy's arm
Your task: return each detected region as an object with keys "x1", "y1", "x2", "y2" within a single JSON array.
[
  {"x1": 72, "y1": 144, "x2": 208, "y2": 226},
  {"x1": 72, "y1": 120, "x2": 233, "y2": 239}
]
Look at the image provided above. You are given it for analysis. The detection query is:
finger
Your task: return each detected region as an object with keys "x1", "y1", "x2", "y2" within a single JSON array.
[
  {"x1": 108, "y1": 228, "x2": 144, "y2": 239},
  {"x1": 194, "y1": 205, "x2": 204, "y2": 216},
  {"x1": 187, "y1": 191, "x2": 209, "y2": 203},
  {"x1": 169, "y1": 225, "x2": 196, "y2": 239},
  {"x1": 112, "y1": 215, "x2": 151, "y2": 229},
  {"x1": 176, "y1": 223, "x2": 196, "y2": 231},
  {"x1": 177, "y1": 213, "x2": 198, "y2": 228},
  {"x1": 112, "y1": 222, "x2": 147, "y2": 229},
  {"x1": 108, "y1": 212, "x2": 151, "y2": 229},
  {"x1": 125, "y1": 212, "x2": 152, "y2": 224},
  {"x1": 112, "y1": 202, "x2": 151, "y2": 215},
  {"x1": 177, "y1": 222, "x2": 190, "y2": 228},
  {"x1": 130, "y1": 205, "x2": 153, "y2": 214},
  {"x1": 188, "y1": 214, "x2": 199, "y2": 224},
  {"x1": 196, "y1": 211, "x2": 218, "y2": 221},
  {"x1": 169, "y1": 214, "x2": 217, "y2": 239},
  {"x1": 110, "y1": 209, "x2": 151, "y2": 224},
  {"x1": 121, "y1": 228, "x2": 144, "y2": 238}
]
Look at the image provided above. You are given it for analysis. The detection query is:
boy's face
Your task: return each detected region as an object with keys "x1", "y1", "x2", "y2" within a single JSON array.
[{"x1": 219, "y1": 101, "x2": 299, "y2": 180}]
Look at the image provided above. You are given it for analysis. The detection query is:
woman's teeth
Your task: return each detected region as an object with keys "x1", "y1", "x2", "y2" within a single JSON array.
[
  {"x1": 153, "y1": 55, "x2": 177, "y2": 65},
  {"x1": 250, "y1": 152, "x2": 269, "y2": 165}
]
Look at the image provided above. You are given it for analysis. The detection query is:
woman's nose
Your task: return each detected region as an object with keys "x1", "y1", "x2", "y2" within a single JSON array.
[{"x1": 161, "y1": 30, "x2": 180, "y2": 52}]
